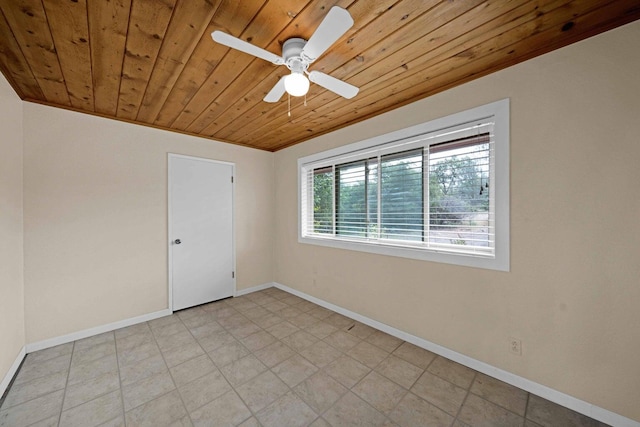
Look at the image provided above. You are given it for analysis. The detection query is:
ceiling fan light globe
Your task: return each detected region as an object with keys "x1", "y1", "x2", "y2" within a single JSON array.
[{"x1": 284, "y1": 73, "x2": 310, "y2": 97}]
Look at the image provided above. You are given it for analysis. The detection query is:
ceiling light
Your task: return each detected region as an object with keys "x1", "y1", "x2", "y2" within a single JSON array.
[{"x1": 284, "y1": 72, "x2": 310, "y2": 97}]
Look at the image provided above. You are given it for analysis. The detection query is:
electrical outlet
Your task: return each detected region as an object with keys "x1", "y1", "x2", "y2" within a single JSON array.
[{"x1": 509, "y1": 337, "x2": 522, "y2": 355}]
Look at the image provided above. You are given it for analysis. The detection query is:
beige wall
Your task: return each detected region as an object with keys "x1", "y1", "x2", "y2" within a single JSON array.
[
  {"x1": 0, "y1": 75, "x2": 25, "y2": 383},
  {"x1": 274, "y1": 21, "x2": 640, "y2": 421},
  {"x1": 23, "y1": 104, "x2": 274, "y2": 343}
]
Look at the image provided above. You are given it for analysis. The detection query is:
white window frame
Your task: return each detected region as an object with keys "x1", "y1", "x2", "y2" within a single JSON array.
[{"x1": 298, "y1": 99, "x2": 509, "y2": 271}]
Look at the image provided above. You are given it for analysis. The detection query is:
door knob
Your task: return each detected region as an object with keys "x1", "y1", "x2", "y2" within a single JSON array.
[{"x1": 174, "y1": 239, "x2": 181, "y2": 245}]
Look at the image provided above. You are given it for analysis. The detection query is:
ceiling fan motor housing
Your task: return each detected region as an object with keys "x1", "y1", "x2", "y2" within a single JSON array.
[{"x1": 283, "y1": 38, "x2": 310, "y2": 73}]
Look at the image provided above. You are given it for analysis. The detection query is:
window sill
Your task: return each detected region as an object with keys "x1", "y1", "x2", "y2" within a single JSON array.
[{"x1": 299, "y1": 234, "x2": 508, "y2": 271}]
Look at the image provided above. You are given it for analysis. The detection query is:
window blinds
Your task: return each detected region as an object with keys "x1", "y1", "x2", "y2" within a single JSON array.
[{"x1": 301, "y1": 120, "x2": 495, "y2": 258}]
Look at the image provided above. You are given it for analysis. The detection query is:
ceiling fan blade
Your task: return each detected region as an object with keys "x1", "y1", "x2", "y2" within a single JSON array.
[
  {"x1": 264, "y1": 76, "x2": 287, "y2": 102},
  {"x1": 309, "y1": 71, "x2": 359, "y2": 99},
  {"x1": 301, "y1": 6, "x2": 354, "y2": 62},
  {"x1": 211, "y1": 31, "x2": 284, "y2": 65}
]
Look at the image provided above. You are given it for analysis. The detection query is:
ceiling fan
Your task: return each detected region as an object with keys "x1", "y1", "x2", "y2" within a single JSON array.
[{"x1": 211, "y1": 6, "x2": 359, "y2": 103}]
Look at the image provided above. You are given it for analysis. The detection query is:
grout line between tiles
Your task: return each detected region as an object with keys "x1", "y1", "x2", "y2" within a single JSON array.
[
  {"x1": 524, "y1": 391, "x2": 532, "y2": 422},
  {"x1": 156, "y1": 313, "x2": 195, "y2": 425},
  {"x1": 452, "y1": 371, "x2": 477, "y2": 425},
  {"x1": 114, "y1": 327, "x2": 128, "y2": 425},
  {"x1": 56, "y1": 341, "x2": 74, "y2": 426}
]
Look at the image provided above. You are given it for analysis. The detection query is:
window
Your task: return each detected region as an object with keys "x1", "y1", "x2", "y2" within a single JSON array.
[{"x1": 299, "y1": 99, "x2": 509, "y2": 271}]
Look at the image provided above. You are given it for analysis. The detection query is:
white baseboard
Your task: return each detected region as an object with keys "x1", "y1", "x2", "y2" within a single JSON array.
[
  {"x1": 1, "y1": 346, "x2": 26, "y2": 398},
  {"x1": 273, "y1": 282, "x2": 639, "y2": 427},
  {"x1": 235, "y1": 282, "x2": 274, "y2": 297},
  {"x1": 25, "y1": 309, "x2": 172, "y2": 354},
  {"x1": 24, "y1": 283, "x2": 279, "y2": 354}
]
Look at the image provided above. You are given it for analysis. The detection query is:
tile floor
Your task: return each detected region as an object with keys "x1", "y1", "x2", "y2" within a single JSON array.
[{"x1": 0, "y1": 287, "x2": 610, "y2": 427}]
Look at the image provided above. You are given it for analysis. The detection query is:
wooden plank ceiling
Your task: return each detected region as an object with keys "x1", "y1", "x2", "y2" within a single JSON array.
[{"x1": 1, "y1": 0, "x2": 639, "y2": 151}]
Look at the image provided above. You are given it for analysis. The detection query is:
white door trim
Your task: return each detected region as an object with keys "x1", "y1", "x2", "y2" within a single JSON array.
[{"x1": 168, "y1": 153, "x2": 236, "y2": 312}]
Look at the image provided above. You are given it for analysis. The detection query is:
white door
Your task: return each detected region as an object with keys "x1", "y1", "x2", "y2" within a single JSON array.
[{"x1": 169, "y1": 154, "x2": 234, "y2": 311}]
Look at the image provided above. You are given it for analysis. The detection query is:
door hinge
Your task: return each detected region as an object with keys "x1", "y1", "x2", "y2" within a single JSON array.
[
  {"x1": 231, "y1": 176, "x2": 234, "y2": 183},
  {"x1": 232, "y1": 271, "x2": 235, "y2": 279}
]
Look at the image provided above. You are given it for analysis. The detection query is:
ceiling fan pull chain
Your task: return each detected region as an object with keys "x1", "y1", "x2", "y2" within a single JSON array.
[
  {"x1": 304, "y1": 93, "x2": 307, "y2": 107},
  {"x1": 288, "y1": 93, "x2": 291, "y2": 117}
]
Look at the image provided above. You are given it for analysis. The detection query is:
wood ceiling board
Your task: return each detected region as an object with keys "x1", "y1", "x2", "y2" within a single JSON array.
[
  {"x1": 0, "y1": 0, "x2": 70, "y2": 105},
  {"x1": 206, "y1": 0, "x2": 406, "y2": 140},
  {"x1": 42, "y1": 0, "x2": 94, "y2": 110},
  {"x1": 215, "y1": 0, "x2": 435, "y2": 142},
  {"x1": 117, "y1": 0, "x2": 176, "y2": 120},
  {"x1": 332, "y1": 0, "x2": 523, "y2": 84},
  {"x1": 176, "y1": 0, "x2": 311, "y2": 134},
  {"x1": 275, "y1": 0, "x2": 570, "y2": 139},
  {"x1": 0, "y1": 0, "x2": 638, "y2": 151},
  {"x1": 338, "y1": 4, "x2": 640, "y2": 148},
  {"x1": 355, "y1": 4, "x2": 638, "y2": 128},
  {"x1": 302, "y1": 1, "x2": 438, "y2": 93},
  {"x1": 0, "y1": 9, "x2": 43, "y2": 100},
  {"x1": 88, "y1": 0, "x2": 131, "y2": 115},
  {"x1": 254, "y1": 0, "x2": 635, "y2": 149},
  {"x1": 135, "y1": 0, "x2": 222, "y2": 122},
  {"x1": 153, "y1": 1, "x2": 268, "y2": 128},
  {"x1": 198, "y1": 0, "x2": 376, "y2": 138},
  {"x1": 195, "y1": 0, "x2": 361, "y2": 137},
  {"x1": 150, "y1": 20, "x2": 221, "y2": 127},
  {"x1": 244, "y1": 0, "x2": 640, "y2": 150},
  {"x1": 267, "y1": 0, "x2": 575, "y2": 137},
  {"x1": 229, "y1": 0, "x2": 489, "y2": 146}
]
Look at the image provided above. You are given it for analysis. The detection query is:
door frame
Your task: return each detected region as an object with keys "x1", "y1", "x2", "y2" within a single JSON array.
[{"x1": 168, "y1": 153, "x2": 236, "y2": 312}]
